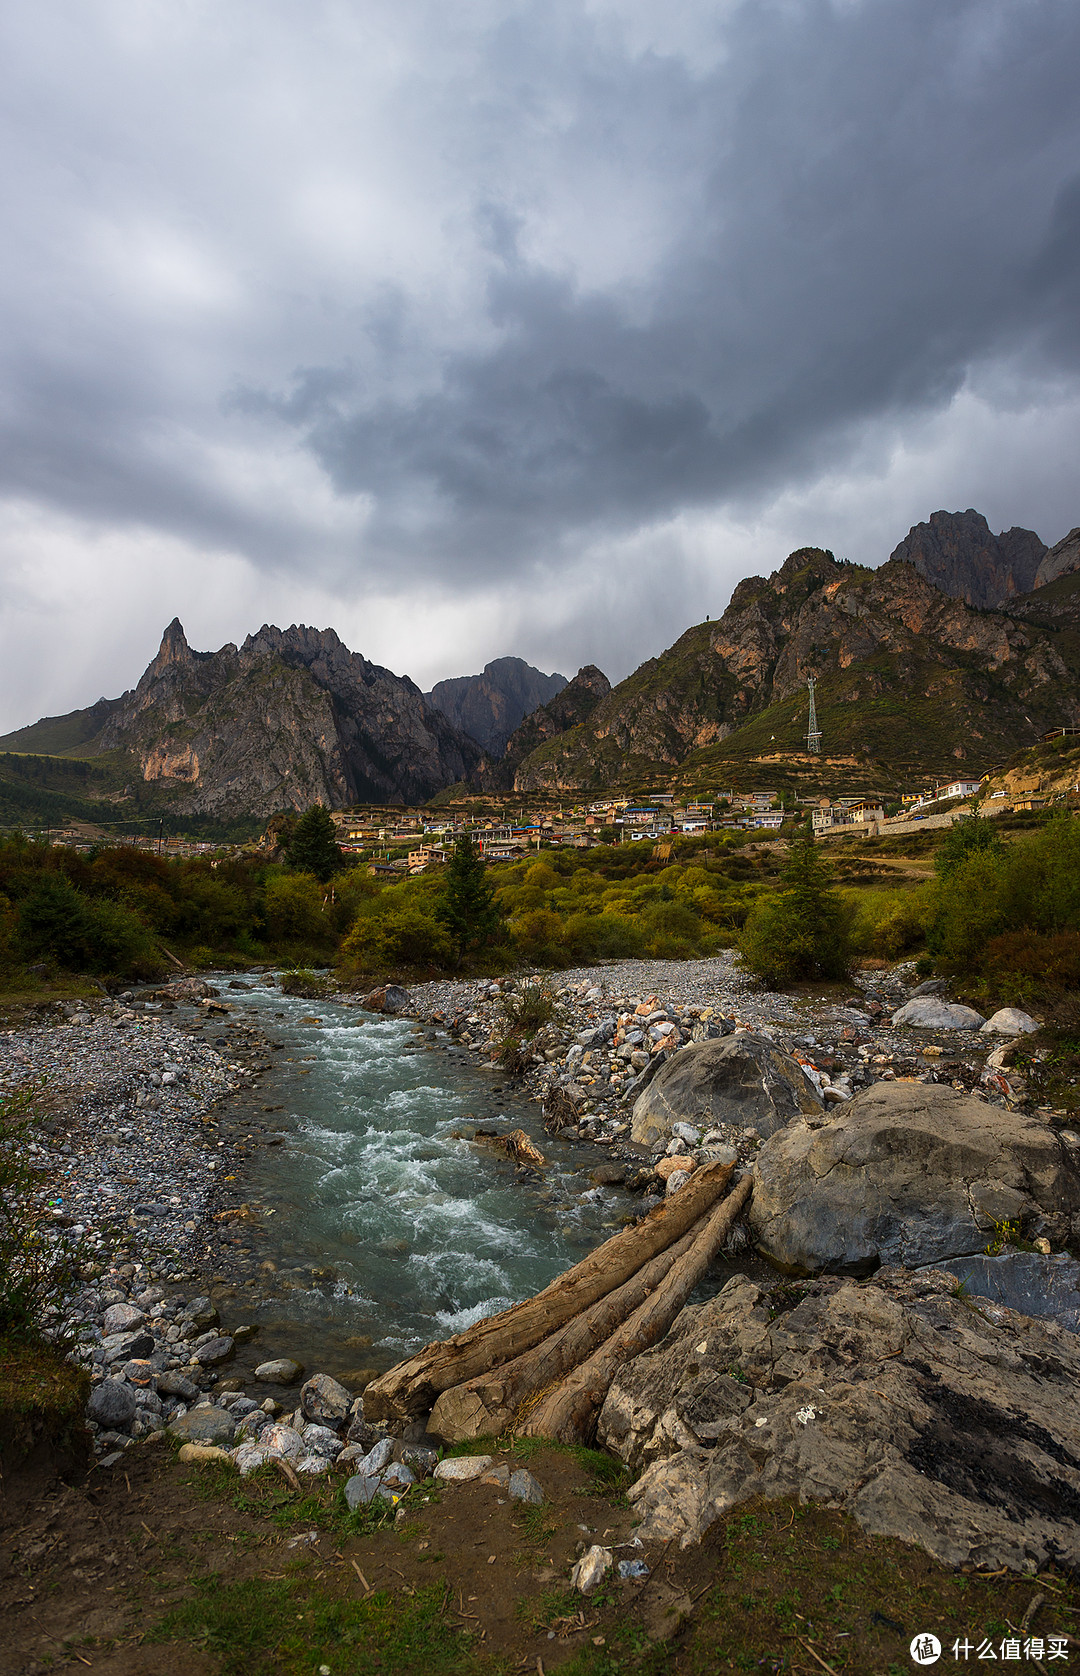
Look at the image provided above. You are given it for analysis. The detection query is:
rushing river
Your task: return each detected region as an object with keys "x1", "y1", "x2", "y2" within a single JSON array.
[{"x1": 210, "y1": 979, "x2": 630, "y2": 1385}]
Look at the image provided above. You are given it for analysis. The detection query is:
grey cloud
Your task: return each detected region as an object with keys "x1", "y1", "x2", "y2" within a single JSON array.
[{"x1": 0, "y1": 0, "x2": 1077, "y2": 654}]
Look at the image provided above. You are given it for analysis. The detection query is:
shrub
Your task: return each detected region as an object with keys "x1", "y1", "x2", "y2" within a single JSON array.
[
  {"x1": 264, "y1": 872, "x2": 334, "y2": 946},
  {"x1": 16, "y1": 875, "x2": 161, "y2": 979},
  {"x1": 339, "y1": 902, "x2": 453, "y2": 974},
  {"x1": 739, "y1": 833, "x2": 853, "y2": 986},
  {"x1": 511, "y1": 909, "x2": 567, "y2": 965},
  {"x1": 499, "y1": 979, "x2": 560, "y2": 1038},
  {"x1": 848, "y1": 887, "x2": 928, "y2": 960}
]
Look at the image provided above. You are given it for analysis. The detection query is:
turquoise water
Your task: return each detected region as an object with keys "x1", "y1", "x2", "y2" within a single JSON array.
[{"x1": 218, "y1": 981, "x2": 626, "y2": 1383}]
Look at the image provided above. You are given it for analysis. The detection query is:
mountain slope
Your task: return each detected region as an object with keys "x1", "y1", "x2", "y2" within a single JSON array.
[
  {"x1": 505, "y1": 548, "x2": 1080, "y2": 792},
  {"x1": 887, "y1": 509, "x2": 1045, "y2": 609},
  {"x1": 425, "y1": 657, "x2": 567, "y2": 755},
  {"x1": 0, "y1": 620, "x2": 482, "y2": 817},
  {"x1": 482, "y1": 665, "x2": 611, "y2": 791}
]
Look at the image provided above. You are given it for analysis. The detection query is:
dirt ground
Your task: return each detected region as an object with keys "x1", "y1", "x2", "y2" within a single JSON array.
[{"x1": 2, "y1": 1437, "x2": 1077, "y2": 1676}]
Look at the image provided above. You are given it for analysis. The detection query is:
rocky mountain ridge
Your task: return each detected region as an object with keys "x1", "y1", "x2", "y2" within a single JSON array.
[
  {"x1": 425, "y1": 657, "x2": 567, "y2": 756},
  {"x1": 0, "y1": 620, "x2": 481, "y2": 817},
  {"x1": 887, "y1": 509, "x2": 1045, "y2": 609},
  {"x1": 497, "y1": 547, "x2": 1080, "y2": 791},
  {"x1": 481, "y1": 666, "x2": 612, "y2": 792}
]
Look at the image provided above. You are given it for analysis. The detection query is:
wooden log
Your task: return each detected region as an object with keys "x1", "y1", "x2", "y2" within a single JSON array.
[
  {"x1": 363, "y1": 1159, "x2": 735, "y2": 1421},
  {"x1": 428, "y1": 1223, "x2": 701, "y2": 1442},
  {"x1": 520, "y1": 1173, "x2": 753, "y2": 1444}
]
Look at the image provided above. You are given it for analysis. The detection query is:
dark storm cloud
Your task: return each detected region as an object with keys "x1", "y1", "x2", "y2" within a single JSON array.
[
  {"x1": 2, "y1": 0, "x2": 1080, "y2": 733},
  {"x1": 232, "y1": 0, "x2": 1080, "y2": 576}
]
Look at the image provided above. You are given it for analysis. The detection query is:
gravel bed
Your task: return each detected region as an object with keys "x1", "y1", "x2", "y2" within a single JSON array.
[{"x1": 403, "y1": 953, "x2": 1015, "y2": 1169}]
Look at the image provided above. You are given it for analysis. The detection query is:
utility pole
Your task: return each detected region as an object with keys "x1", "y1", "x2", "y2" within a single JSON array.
[{"x1": 806, "y1": 677, "x2": 822, "y2": 754}]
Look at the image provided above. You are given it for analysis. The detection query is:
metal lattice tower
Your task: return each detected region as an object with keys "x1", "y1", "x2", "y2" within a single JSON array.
[{"x1": 805, "y1": 676, "x2": 822, "y2": 754}]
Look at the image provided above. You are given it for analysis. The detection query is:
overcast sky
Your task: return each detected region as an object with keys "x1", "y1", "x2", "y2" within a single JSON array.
[{"x1": 1, "y1": 0, "x2": 1078, "y2": 731}]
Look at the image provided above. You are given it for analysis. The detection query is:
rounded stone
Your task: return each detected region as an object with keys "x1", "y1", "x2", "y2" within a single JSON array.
[
  {"x1": 169, "y1": 1406, "x2": 239, "y2": 1446},
  {"x1": 87, "y1": 1379, "x2": 138, "y2": 1430},
  {"x1": 300, "y1": 1372, "x2": 352, "y2": 1427},
  {"x1": 254, "y1": 1358, "x2": 304, "y2": 1385},
  {"x1": 631, "y1": 1034, "x2": 824, "y2": 1148}
]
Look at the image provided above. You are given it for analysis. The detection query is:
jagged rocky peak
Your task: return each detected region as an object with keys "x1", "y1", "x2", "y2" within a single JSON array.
[
  {"x1": 425, "y1": 656, "x2": 568, "y2": 756},
  {"x1": 889, "y1": 510, "x2": 1046, "y2": 609},
  {"x1": 148, "y1": 617, "x2": 193, "y2": 673}
]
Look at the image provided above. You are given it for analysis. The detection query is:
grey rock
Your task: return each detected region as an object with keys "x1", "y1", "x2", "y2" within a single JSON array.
[
  {"x1": 301, "y1": 1424, "x2": 344, "y2": 1458},
  {"x1": 930, "y1": 1250, "x2": 1080, "y2": 1334},
  {"x1": 300, "y1": 1372, "x2": 352, "y2": 1427},
  {"x1": 631, "y1": 1034, "x2": 824, "y2": 1148},
  {"x1": 749, "y1": 1083, "x2": 1080, "y2": 1275},
  {"x1": 398, "y1": 1445, "x2": 439, "y2": 1479},
  {"x1": 358, "y1": 1437, "x2": 394, "y2": 1476},
  {"x1": 433, "y1": 1454, "x2": 492, "y2": 1482},
  {"x1": 156, "y1": 1371, "x2": 199, "y2": 1401},
  {"x1": 508, "y1": 1468, "x2": 544, "y2": 1505},
  {"x1": 379, "y1": 1461, "x2": 416, "y2": 1499},
  {"x1": 169, "y1": 1407, "x2": 238, "y2": 1446},
  {"x1": 102, "y1": 1303, "x2": 146, "y2": 1336},
  {"x1": 980, "y1": 1007, "x2": 1039, "y2": 1036},
  {"x1": 344, "y1": 1472, "x2": 382, "y2": 1508},
  {"x1": 261, "y1": 1423, "x2": 306, "y2": 1459},
  {"x1": 101, "y1": 1330, "x2": 155, "y2": 1363},
  {"x1": 891, "y1": 998, "x2": 985, "y2": 1030},
  {"x1": 195, "y1": 1335, "x2": 235, "y2": 1366},
  {"x1": 598, "y1": 1267, "x2": 1080, "y2": 1574},
  {"x1": 87, "y1": 1379, "x2": 138, "y2": 1430},
  {"x1": 254, "y1": 1357, "x2": 304, "y2": 1384},
  {"x1": 909, "y1": 979, "x2": 948, "y2": 997},
  {"x1": 383, "y1": 984, "x2": 412, "y2": 1014},
  {"x1": 186, "y1": 1296, "x2": 220, "y2": 1330}
]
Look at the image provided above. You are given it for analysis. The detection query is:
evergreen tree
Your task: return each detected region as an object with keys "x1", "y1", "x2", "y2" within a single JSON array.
[
  {"x1": 739, "y1": 825, "x2": 852, "y2": 985},
  {"x1": 437, "y1": 832, "x2": 501, "y2": 959},
  {"x1": 284, "y1": 805, "x2": 342, "y2": 883}
]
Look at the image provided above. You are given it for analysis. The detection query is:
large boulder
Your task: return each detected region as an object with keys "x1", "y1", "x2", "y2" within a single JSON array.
[
  {"x1": 169, "y1": 1406, "x2": 238, "y2": 1446},
  {"x1": 749, "y1": 1083, "x2": 1080, "y2": 1274},
  {"x1": 597, "y1": 1268, "x2": 1080, "y2": 1572},
  {"x1": 890, "y1": 997, "x2": 985, "y2": 1029},
  {"x1": 630, "y1": 1034, "x2": 823, "y2": 1149}
]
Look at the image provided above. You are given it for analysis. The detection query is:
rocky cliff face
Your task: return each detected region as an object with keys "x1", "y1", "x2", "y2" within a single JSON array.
[
  {"x1": 506, "y1": 548, "x2": 1080, "y2": 790},
  {"x1": 1034, "y1": 526, "x2": 1080, "y2": 588},
  {"x1": 481, "y1": 665, "x2": 611, "y2": 792},
  {"x1": 425, "y1": 657, "x2": 567, "y2": 755},
  {"x1": 888, "y1": 509, "x2": 1045, "y2": 609},
  {"x1": 9, "y1": 620, "x2": 482, "y2": 817}
]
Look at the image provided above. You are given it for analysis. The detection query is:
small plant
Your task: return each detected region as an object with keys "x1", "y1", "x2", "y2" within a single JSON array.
[
  {"x1": 499, "y1": 978, "x2": 560, "y2": 1037},
  {"x1": 278, "y1": 967, "x2": 334, "y2": 999},
  {"x1": 985, "y1": 1218, "x2": 1023, "y2": 1256}
]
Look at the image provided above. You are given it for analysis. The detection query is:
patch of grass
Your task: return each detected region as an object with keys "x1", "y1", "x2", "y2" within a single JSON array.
[
  {"x1": 180, "y1": 1459, "x2": 398, "y2": 1541},
  {"x1": 149, "y1": 1573, "x2": 480, "y2": 1676}
]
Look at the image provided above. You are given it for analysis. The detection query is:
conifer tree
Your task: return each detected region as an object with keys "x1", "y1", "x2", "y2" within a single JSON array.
[
  {"x1": 739, "y1": 824, "x2": 851, "y2": 984},
  {"x1": 437, "y1": 832, "x2": 501, "y2": 960},
  {"x1": 284, "y1": 805, "x2": 342, "y2": 883}
]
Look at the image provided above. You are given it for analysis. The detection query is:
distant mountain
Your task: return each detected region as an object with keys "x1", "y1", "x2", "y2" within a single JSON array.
[
  {"x1": 481, "y1": 666, "x2": 611, "y2": 791},
  {"x1": 425, "y1": 657, "x2": 567, "y2": 756},
  {"x1": 495, "y1": 548, "x2": 1080, "y2": 793},
  {"x1": 888, "y1": 509, "x2": 1046, "y2": 609},
  {"x1": 0, "y1": 619, "x2": 481, "y2": 817}
]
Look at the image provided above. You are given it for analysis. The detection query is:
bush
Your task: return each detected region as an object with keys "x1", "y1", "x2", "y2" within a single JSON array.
[
  {"x1": 848, "y1": 887, "x2": 928, "y2": 961},
  {"x1": 499, "y1": 979, "x2": 560, "y2": 1038},
  {"x1": 16, "y1": 875, "x2": 162, "y2": 978},
  {"x1": 339, "y1": 901, "x2": 453, "y2": 974},
  {"x1": 264, "y1": 872, "x2": 334, "y2": 947},
  {"x1": 739, "y1": 834, "x2": 853, "y2": 986}
]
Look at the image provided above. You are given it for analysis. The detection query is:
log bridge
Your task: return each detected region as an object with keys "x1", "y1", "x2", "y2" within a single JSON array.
[{"x1": 363, "y1": 1161, "x2": 752, "y2": 1446}]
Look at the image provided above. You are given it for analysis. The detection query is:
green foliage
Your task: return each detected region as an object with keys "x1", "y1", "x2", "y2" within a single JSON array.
[
  {"x1": 16, "y1": 872, "x2": 162, "y2": 978},
  {"x1": 933, "y1": 814, "x2": 1002, "y2": 880},
  {"x1": 436, "y1": 833, "x2": 501, "y2": 959},
  {"x1": 263, "y1": 872, "x2": 334, "y2": 947},
  {"x1": 339, "y1": 900, "x2": 453, "y2": 975},
  {"x1": 0, "y1": 1085, "x2": 81, "y2": 1341},
  {"x1": 846, "y1": 886, "x2": 929, "y2": 960},
  {"x1": 739, "y1": 831, "x2": 853, "y2": 985},
  {"x1": 499, "y1": 977, "x2": 560, "y2": 1038},
  {"x1": 283, "y1": 804, "x2": 342, "y2": 882},
  {"x1": 928, "y1": 813, "x2": 1080, "y2": 1000}
]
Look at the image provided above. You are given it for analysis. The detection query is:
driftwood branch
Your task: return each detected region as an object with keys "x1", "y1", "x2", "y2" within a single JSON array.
[
  {"x1": 363, "y1": 1160, "x2": 735, "y2": 1421},
  {"x1": 520, "y1": 1173, "x2": 753, "y2": 1444},
  {"x1": 428, "y1": 1222, "x2": 702, "y2": 1442}
]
